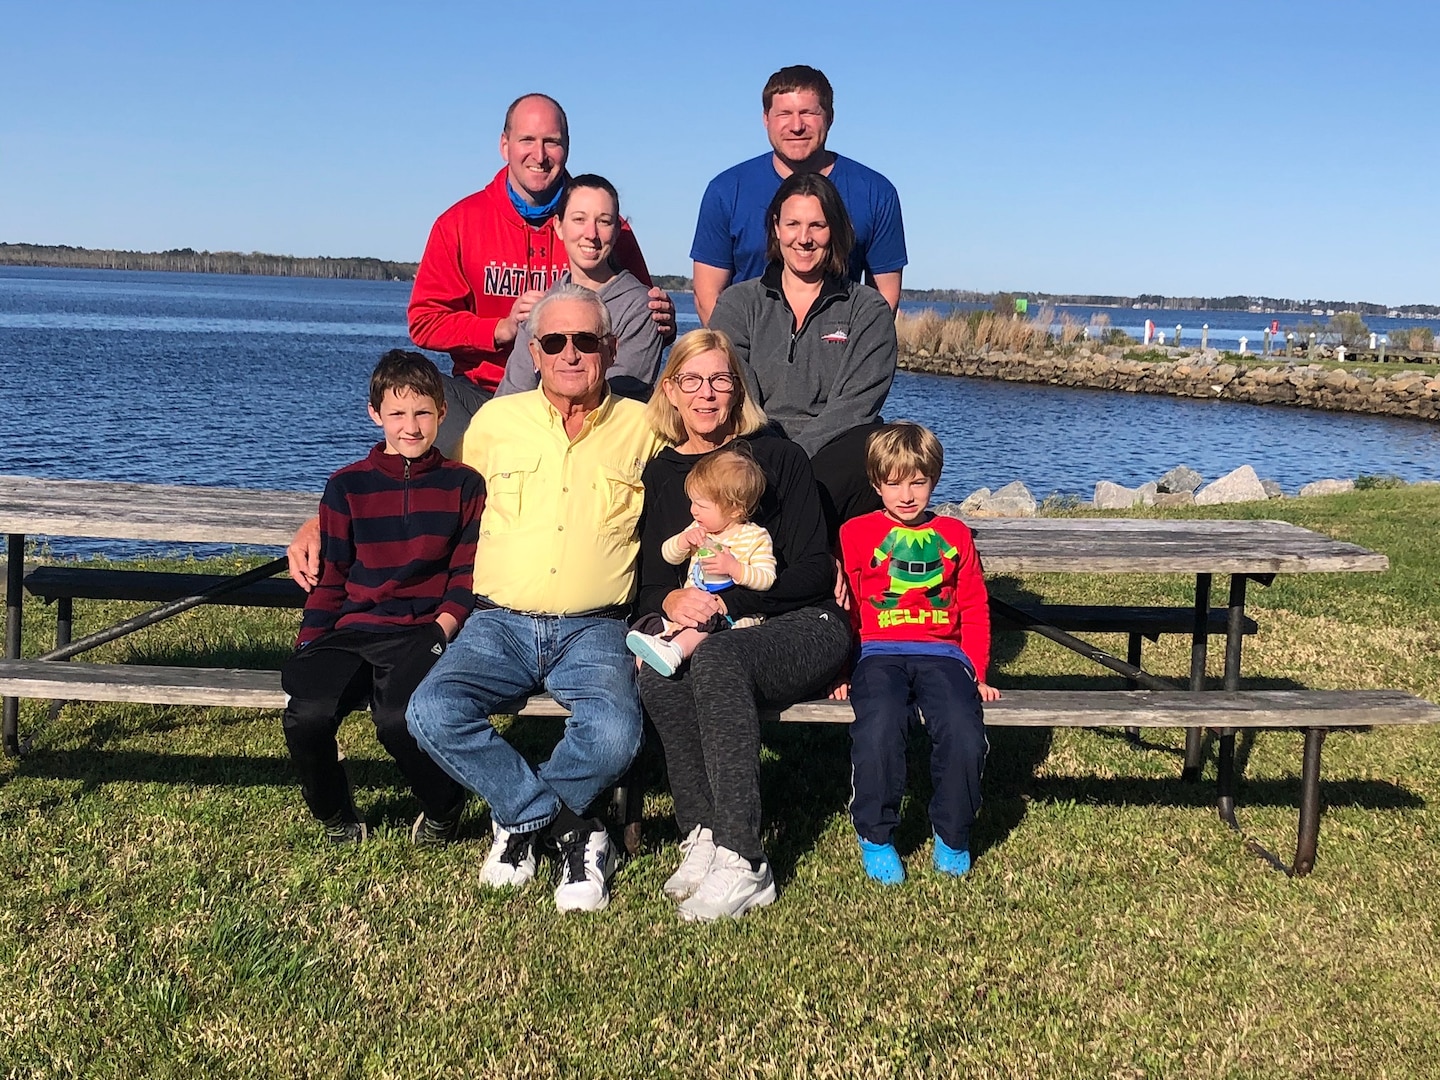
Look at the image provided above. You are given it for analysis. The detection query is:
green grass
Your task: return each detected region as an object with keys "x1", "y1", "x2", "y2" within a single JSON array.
[{"x1": 4, "y1": 493, "x2": 1440, "y2": 1077}]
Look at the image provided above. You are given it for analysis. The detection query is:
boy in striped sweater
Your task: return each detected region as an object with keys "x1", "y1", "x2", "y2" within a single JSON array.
[
  {"x1": 626, "y1": 444, "x2": 776, "y2": 677},
  {"x1": 281, "y1": 350, "x2": 484, "y2": 845}
]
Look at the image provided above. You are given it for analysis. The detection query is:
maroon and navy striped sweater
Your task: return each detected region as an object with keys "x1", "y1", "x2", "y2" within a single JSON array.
[{"x1": 298, "y1": 442, "x2": 485, "y2": 646}]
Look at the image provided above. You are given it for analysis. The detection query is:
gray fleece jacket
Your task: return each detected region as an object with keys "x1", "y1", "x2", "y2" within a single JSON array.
[
  {"x1": 494, "y1": 268, "x2": 664, "y2": 401},
  {"x1": 708, "y1": 262, "x2": 897, "y2": 457}
]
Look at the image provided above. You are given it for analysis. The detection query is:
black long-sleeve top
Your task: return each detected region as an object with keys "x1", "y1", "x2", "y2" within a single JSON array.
[{"x1": 634, "y1": 432, "x2": 839, "y2": 622}]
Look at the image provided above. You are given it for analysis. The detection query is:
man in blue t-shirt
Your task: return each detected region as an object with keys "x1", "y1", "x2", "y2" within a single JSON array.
[{"x1": 690, "y1": 65, "x2": 907, "y2": 326}]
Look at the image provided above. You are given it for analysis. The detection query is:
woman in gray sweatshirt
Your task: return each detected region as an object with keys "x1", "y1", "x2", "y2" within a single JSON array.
[
  {"x1": 708, "y1": 172, "x2": 897, "y2": 536},
  {"x1": 495, "y1": 174, "x2": 665, "y2": 401}
]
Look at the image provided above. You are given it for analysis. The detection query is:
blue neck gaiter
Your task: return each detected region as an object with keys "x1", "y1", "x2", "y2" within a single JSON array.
[{"x1": 508, "y1": 178, "x2": 565, "y2": 225}]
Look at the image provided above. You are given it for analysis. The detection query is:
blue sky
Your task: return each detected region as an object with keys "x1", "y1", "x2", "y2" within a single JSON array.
[{"x1": 4, "y1": 1, "x2": 1437, "y2": 303}]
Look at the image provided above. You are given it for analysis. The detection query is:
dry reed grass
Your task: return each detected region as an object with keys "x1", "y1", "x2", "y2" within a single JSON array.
[{"x1": 896, "y1": 305, "x2": 1089, "y2": 355}]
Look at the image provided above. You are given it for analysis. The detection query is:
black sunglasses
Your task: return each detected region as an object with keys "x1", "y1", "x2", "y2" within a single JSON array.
[{"x1": 537, "y1": 331, "x2": 604, "y2": 355}]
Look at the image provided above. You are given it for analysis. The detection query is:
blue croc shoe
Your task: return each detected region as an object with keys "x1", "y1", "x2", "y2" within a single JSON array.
[
  {"x1": 932, "y1": 835, "x2": 972, "y2": 878},
  {"x1": 858, "y1": 838, "x2": 905, "y2": 885}
]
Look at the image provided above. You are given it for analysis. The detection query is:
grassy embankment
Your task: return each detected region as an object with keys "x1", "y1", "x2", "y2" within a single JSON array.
[{"x1": 2, "y1": 489, "x2": 1439, "y2": 1077}]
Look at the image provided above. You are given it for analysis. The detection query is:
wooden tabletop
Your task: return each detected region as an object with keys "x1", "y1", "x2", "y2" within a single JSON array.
[
  {"x1": 0, "y1": 475, "x2": 1389, "y2": 574},
  {"x1": 966, "y1": 518, "x2": 1388, "y2": 574},
  {"x1": 0, "y1": 475, "x2": 319, "y2": 547}
]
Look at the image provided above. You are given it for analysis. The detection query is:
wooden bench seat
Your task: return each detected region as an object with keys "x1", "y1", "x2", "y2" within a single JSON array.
[
  {"x1": 8, "y1": 659, "x2": 1414, "y2": 724},
  {"x1": 3, "y1": 658, "x2": 1435, "y2": 876},
  {"x1": 24, "y1": 567, "x2": 305, "y2": 609}
]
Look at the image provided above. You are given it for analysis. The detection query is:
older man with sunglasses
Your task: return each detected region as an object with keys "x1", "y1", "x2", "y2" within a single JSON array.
[{"x1": 404, "y1": 283, "x2": 664, "y2": 914}]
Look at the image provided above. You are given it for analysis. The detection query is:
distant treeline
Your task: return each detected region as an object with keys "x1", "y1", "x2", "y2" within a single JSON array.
[
  {"x1": 899, "y1": 288, "x2": 1440, "y2": 318},
  {"x1": 6, "y1": 246, "x2": 1437, "y2": 315},
  {"x1": 0, "y1": 243, "x2": 419, "y2": 281}
]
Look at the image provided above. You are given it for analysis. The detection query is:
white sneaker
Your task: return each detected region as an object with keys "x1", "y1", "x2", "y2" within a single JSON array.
[
  {"x1": 663, "y1": 824, "x2": 716, "y2": 901},
  {"x1": 677, "y1": 845, "x2": 776, "y2": 922},
  {"x1": 626, "y1": 630, "x2": 684, "y2": 677},
  {"x1": 479, "y1": 823, "x2": 537, "y2": 888},
  {"x1": 554, "y1": 827, "x2": 617, "y2": 913}
]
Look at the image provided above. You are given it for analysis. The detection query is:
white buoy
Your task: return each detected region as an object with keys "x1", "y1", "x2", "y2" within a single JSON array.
[
  {"x1": 1337, "y1": 345, "x2": 1347, "y2": 362},
  {"x1": 1238, "y1": 336, "x2": 1248, "y2": 355}
]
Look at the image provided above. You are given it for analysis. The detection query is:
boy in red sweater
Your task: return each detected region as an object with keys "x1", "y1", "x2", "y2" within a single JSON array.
[
  {"x1": 838, "y1": 422, "x2": 1000, "y2": 884},
  {"x1": 281, "y1": 351, "x2": 483, "y2": 845}
]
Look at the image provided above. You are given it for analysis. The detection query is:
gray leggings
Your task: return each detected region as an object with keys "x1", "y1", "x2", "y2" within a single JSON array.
[{"x1": 638, "y1": 605, "x2": 852, "y2": 859}]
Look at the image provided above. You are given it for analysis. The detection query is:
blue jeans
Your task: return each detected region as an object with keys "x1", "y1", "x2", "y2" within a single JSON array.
[{"x1": 405, "y1": 608, "x2": 642, "y2": 833}]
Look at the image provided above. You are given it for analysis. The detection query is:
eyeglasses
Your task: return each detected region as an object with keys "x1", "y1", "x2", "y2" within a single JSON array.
[
  {"x1": 537, "y1": 331, "x2": 604, "y2": 355},
  {"x1": 671, "y1": 372, "x2": 737, "y2": 393}
]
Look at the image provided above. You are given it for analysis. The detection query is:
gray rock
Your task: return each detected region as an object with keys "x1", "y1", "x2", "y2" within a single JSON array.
[
  {"x1": 1297, "y1": 478, "x2": 1355, "y2": 497},
  {"x1": 1094, "y1": 480, "x2": 1160, "y2": 510},
  {"x1": 1157, "y1": 465, "x2": 1204, "y2": 494},
  {"x1": 958, "y1": 488, "x2": 992, "y2": 514},
  {"x1": 961, "y1": 481, "x2": 1037, "y2": 518},
  {"x1": 1194, "y1": 465, "x2": 1269, "y2": 505},
  {"x1": 1093, "y1": 480, "x2": 1141, "y2": 510},
  {"x1": 1259, "y1": 479, "x2": 1284, "y2": 499},
  {"x1": 932, "y1": 502, "x2": 966, "y2": 517},
  {"x1": 988, "y1": 480, "x2": 1038, "y2": 516},
  {"x1": 1154, "y1": 491, "x2": 1195, "y2": 508}
]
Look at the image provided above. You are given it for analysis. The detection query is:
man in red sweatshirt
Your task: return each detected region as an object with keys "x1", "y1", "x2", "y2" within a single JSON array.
[{"x1": 408, "y1": 93, "x2": 674, "y2": 457}]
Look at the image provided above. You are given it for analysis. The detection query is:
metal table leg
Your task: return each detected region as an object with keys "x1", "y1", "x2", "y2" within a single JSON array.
[
  {"x1": 1223, "y1": 574, "x2": 1248, "y2": 691},
  {"x1": 1209, "y1": 573, "x2": 1250, "y2": 808},
  {"x1": 1293, "y1": 728, "x2": 1326, "y2": 876},
  {"x1": 1182, "y1": 572, "x2": 1211, "y2": 782},
  {"x1": 4, "y1": 533, "x2": 24, "y2": 756},
  {"x1": 1216, "y1": 725, "x2": 1237, "y2": 827}
]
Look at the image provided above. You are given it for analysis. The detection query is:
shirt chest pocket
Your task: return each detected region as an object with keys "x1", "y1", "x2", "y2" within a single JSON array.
[
  {"x1": 597, "y1": 463, "x2": 644, "y2": 537},
  {"x1": 482, "y1": 454, "x2": 540, "y2": 534}
]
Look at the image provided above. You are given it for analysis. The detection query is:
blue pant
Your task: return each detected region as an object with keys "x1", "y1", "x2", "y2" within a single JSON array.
[
  {"x1": 848, "y1": 653, "x2": 988, "y2": 852},
  {"x1": 405, "y1": 608, "x2": 642, "y2": 833}
]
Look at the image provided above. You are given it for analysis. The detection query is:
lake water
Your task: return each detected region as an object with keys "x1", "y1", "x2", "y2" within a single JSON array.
[{"x1": 3, "y1": 266, "x2": 1437, "y2": 558}]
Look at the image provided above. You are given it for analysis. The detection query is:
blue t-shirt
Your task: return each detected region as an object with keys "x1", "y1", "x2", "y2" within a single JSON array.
[{"x1": 689, "y1": 152, "x2": 907, "y2": 285}]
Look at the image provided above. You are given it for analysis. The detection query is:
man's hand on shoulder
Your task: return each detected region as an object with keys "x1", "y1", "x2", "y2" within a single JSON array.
[
  {"x1": 647, "y1": 287, "x2": 676, "y2": 342},
  {"x1": 287, "y1": 517, "x2": 322, "y2": 591},
  {"x1": 495, "y1": 289, "x2": 546, "y2": 347}
]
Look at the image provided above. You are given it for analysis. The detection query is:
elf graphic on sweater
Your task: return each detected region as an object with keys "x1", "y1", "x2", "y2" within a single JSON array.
[{"x1": 869, "y1": 525, "x2": 960, "y2": 611}]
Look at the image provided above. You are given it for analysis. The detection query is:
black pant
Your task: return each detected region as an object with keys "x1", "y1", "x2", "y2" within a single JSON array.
[
  {"x1": 639, "y1": 606, "x2": 851, "y2": 859},
  {"x1": 847, "y1": 653, "x2": 987, "y2": 851},
  {"x1": 281, "y1": 624, "x2": 466, "y2": 823},
  {"x1": 810, "y1": 422, "x2": 884, "y2": 542}
]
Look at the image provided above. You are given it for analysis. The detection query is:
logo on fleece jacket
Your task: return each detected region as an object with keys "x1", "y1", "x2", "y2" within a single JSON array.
[{"x1": 821, "y1": 328, "x2": 849, "y2": 343}]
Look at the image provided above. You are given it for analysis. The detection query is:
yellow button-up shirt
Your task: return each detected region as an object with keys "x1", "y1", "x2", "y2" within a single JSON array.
[{"x1": 462, "y1": 389, "x2": 665, "y2": 614}]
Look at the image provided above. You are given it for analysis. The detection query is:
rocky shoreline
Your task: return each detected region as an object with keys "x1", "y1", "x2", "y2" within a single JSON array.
[
  {"x1": 899, "y1": 345, "x2": 1440, "y2": 422},
  {"x1": 939, "y1": 465, "x2": 1434, "y2": 519}
]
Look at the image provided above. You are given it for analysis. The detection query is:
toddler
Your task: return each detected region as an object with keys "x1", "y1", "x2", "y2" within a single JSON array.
[{"x1": 626, "y1": 444, "x2": 775, "y2": 676}]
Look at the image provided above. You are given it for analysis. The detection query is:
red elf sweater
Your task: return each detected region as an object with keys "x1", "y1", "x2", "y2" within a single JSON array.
[{"x1": 838, "y1": 510, "x2": 991, "y2": 681}]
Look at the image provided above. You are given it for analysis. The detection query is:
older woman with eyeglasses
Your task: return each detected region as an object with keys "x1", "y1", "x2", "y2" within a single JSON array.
[{"x1": 635, "y1": 328, "x2": 851, "y2": 922}]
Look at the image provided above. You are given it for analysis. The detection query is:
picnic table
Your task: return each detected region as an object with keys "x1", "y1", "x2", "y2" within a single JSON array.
[
  {"x1": 2, "y1": 473, "x2": 1434, "y2": 875},
  {"x1": 1, "y1": 474, "x2": 318, "y2": 753}
]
